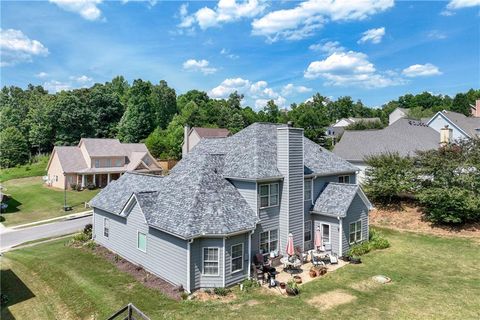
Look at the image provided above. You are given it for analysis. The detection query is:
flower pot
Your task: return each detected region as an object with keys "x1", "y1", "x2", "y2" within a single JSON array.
[
  {"x1": 279, "y1": 282, "x2": 286, "y2": 289},
  {"x1": 309, "y1": 270, "x2": 317, "y2": 278},
  {"x1": 293, "y1": 276, "x2": 302, "y2": 284},
  {"x1": 286, "y1": 287, "x2": 299, "y2": 296}
]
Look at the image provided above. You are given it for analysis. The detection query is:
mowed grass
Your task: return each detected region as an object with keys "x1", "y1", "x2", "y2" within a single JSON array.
[
  {"x1": 0, "y1": 156, "x2": 48, "y2": 182},
  {"x1": 1, "y1": 177, "x2": 99, "y2": 226},
  {"x1": 1, "y1": 229, "x2": 479, "y2": 320}
]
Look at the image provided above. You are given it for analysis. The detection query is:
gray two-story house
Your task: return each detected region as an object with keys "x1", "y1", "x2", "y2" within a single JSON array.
[{"x1": 90, "y1": 123, "x2": 372, "y2": 292}]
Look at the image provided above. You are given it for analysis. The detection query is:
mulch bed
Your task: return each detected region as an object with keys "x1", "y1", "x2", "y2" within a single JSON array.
[{"x1": 93, "y1": 245, "x2": 182, "y2": 300}]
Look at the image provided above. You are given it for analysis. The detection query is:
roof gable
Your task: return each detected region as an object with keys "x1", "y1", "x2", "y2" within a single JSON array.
[
  {"x1": 312, "y1": 183, "x2": 372, "y2": 217},
  {"x1": 79, "y1": 138, "x2": 125, "y2": 157}
]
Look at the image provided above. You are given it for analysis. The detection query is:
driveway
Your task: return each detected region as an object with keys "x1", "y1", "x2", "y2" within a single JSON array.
[{"x1": 0, "y1": 216, "x2": 92, "y2": 252}]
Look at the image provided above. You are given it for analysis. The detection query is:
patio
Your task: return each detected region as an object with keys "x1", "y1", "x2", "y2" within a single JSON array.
[{"x1": 261, "y1": 258, "x2": 348, "y2": 295}]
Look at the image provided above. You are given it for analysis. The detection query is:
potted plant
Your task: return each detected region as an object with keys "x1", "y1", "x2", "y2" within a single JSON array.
[
  {"x1": 293, "y1": 275, "x2": 302, "y2": 284},
  {"x1": 286, "y1": 279, "x2": 299, "y2": 296},
  {"x1": 279, "y1": 282, "x2": 286, "y2": 289}
]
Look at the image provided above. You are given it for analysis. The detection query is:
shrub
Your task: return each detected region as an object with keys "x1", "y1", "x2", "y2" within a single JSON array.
[
  {"x1": 241, "y1": 278, "x2": 260, "y2": 292},
  {"x1": 84, "y1": 240, "x2": 96, "y2": 250},
  {"x1": 73, "y1": 232, "x2": 90, "y2": 242},
  {"x1": 348, "y1": 230, "x2": 390, "y2": 257},
  {"x1": 213, "y1": 287, "x2": 230, "y2": 296},
  {"x1": 83, "y1": 224, "x2": 92, "y2": 238},
  {"x1": 180, "y1": 292, "x2": 189, "y2": 300},
  {"x1": 70, "y1": 183, "x2": 77, "y2": 190},
  {"x1": 86, "y1": 183, "x2": 96, "y2": 190}
]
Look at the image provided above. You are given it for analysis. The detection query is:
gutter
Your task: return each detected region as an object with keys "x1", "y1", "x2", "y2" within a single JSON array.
[
  {"x1": 224, "y1": 176, "x2": 284, "y2": 183},
  {"x1": 304, "y1": 170, "x2": 357, "y2": 179}
]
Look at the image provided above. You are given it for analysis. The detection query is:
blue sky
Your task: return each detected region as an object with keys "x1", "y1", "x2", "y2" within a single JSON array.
[{"x1": 1, "y1": 0, "x2": 479, "y2": 109}]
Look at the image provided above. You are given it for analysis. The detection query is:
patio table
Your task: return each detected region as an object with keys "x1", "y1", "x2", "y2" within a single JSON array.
[{"x1": 280, "y1": 257, "x2": 302, "y2": 273}]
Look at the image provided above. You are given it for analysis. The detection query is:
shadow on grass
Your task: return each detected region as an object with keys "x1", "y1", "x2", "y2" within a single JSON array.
[
  {"x1": 1, "y1": 269, "x2": 36, "y2": 319},
  {"x1": 2, "y1": 198, "x2": 22, "y2": 214}
]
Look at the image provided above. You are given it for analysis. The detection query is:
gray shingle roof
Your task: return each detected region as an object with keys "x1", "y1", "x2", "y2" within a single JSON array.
[
  {"x1": 312, "y1": 182, "x2": 371, "y2": 217},
  {"x1": 434, "y1": 111, "x2": 480, "y2": 138},
  {"x1": 80, "y1": 138, "x2": 125, "y2": 157},
  {"x1": 190, "y1": 123, "x2": 357, "y2": 179},
  {"x1": 53, "y1": 146, "x2": 87, "y2": 173},
  {"x1": 333, "y1": 119, "x2": 440, "y2": 161},
  {"x1": 89, "y1": 172, "x2": 164, "y2": 215}
]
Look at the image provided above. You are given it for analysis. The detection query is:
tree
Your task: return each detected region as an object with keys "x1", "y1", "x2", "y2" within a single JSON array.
[
  {"x1": 27, "y1": 94, "x2": 57, "y2": 153},
  {"x1": 0, "y1": 127, "x2": 30, "y2": 167},
  {"x1": 117, "y1": 79, "x2": 155, "y2": 143},
  {"x1": 150, "y1": 80, "x2": 177, "y2": 129},
  {"x1": 288, "y1": 102, "x2": 329, "y2": 145},
  {"x1": 364, "y1": 153, "x2": 416, "y2": 204},
  {"x1": 345, "y1": 120, "x2": 384, "y2": 130},
  {"x1": 89, "y1": 84, "x2": 124, "y2": 138}
]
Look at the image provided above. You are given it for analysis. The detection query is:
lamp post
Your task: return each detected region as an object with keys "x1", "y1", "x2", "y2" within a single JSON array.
[{"x1": 63, "y1": 172, "x2": 68, "y2": 211}]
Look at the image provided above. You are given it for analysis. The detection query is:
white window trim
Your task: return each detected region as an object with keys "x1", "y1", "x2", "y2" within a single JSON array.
[
  {"x1": 202, "y1": 247, "x2": 220, "y2": 277},
  {"x1": 259, "y1": 229, "x2": 279, "y2": 255},
  {"x1": 349, "y1": 219, "x2": 363, "y2": 244},
  {"x1": 339, "y1": 175, "x2": 351, "y2": 184},
  {"x1": 304, "y1": 179, "x2": 312, "y2": 201},
  {"x1": 321, "y1": 223, "x2": 331, "y2": 245},
  {"x1": 259, "y1": 183, "x2": 279, "y2": 209},
  {"x1": 137, "y1": 231, "x2": 147, "y2": 253},
  {"x1": 103, "y1": 217, "x2": 109, "y2": 238},
  {"x1": 230, "y1": 243, "x2": 244, "y2": 274},
  {"x1": 304, "y1": 220, "x2": 312, "y2": 242}
]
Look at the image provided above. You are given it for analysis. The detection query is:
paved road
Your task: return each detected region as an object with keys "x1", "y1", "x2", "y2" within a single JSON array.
[{"x1": 0, "y1": 216, "x2": 92, "y2": 251}]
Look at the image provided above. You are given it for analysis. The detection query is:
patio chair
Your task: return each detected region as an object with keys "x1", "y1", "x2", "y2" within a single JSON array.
[
  {"x1": 310, "y1": 250, "x2": 325, "y2": 267},
  {"x1": 251, "y1": 263, "x2": 265, "y2": 284},
  {"x1": 254, "y1": 253, "x2": 269, "y2": 268},
  {"x1": 295, "y1": 246, "x2": 307, "y2": 263}
]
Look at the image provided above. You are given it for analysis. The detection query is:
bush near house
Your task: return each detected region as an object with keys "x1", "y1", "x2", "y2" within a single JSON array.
[
  {"x1": 365, "y1": 138, "x2": 480, "y2": 225},
  {"x1": 347, "y1": 229, "x2": 390, "y2": 257}
]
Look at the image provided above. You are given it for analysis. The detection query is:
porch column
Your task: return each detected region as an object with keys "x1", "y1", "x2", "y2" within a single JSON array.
[
  {"x1": 93, "y1": 174, "x2": 96, "y2": 186},
  {"x1": 81, "y1": 175, "x2": 85, "y2": 188},
  {"x1": 107, "y1": 173, "x2": 111, "y2": 184}
]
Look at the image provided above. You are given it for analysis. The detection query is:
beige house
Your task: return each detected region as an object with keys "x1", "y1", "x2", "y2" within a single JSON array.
[
  {"x1": 46, "y1": 138, "x2": 162, "y2": 189},
  {"x1": 182, "y1": 126, "x2": 230, "y2": 157}
]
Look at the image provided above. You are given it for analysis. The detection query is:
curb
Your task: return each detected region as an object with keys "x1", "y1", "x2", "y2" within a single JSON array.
[{"x1": 10, "y1": 211, "x2": 93, "y2": 230}]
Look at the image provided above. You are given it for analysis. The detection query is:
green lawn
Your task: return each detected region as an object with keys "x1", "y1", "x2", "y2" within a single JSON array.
[
  {"x1": 0, "y1": 156, "x2": 48, "y2": 182},
  {"x1": 0, "y1": 177, "x2": 99, "y2": 226},
  {"x1": 1, "y1": 229, "x2": 479, "y2": 319}
]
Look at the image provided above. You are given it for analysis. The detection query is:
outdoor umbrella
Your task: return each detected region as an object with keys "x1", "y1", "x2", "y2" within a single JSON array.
[
  {"x1": 286, "y1": 233, "x2": 295, "y2": 257},
  {"x1": 314, "y1": 226, "x2": 322, "y2": 251}
]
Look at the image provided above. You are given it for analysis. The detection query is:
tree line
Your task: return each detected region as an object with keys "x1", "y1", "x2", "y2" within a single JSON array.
[{"x1": 0, "y1": 76, "x2": 478, "y2": 167}]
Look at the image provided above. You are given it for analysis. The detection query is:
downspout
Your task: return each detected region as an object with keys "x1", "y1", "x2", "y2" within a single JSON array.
[
  {"x1": 338, "y1": 217, "x2": 343, "y2": 257},
  {"x1": 222, "y1": 237, "x2": 226, "y2": 288},
  {"x1": 247, "y1": 230, "x2": 254, "y2": 278},
  {"x1": 187, "y1": 239, "x2": 193, "y2": 293}
]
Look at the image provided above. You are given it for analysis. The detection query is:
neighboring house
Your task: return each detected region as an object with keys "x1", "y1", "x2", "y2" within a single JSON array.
[
  {"x1": 388, "y1": 107, "x2": 409, "y2": 125},
  {"x1": 427, "y1": 109, "x2": 480, "y2": 140},
  {"x1": 333, "y1": 119, "x2": 440, "y2": 181},
  {"x1": 326, "y1": 117, "x2": 381, "y2": 141},
  {"x1": 90, "y1": 123, "x2": 372, "y2": 292},
  {"x1": 46, "y1": 138, "x2": 162, "y2": 189},
  {"x1": 182, "y1": 126, "x2": 230, "y2": 157}
]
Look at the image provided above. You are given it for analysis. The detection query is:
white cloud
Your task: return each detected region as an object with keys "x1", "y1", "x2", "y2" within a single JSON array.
[
  {"x1": 35, "y1": 72, "x2": 49, "y2": 78},
  {"x1": 209, "y1": 77, "x2": 286, "y2": 108},
  {"x1": 70, "y1": 75, "x2": 93, "y2": 83},
  {"x1": 43, "y1": 80, "x2": 71, "y2": 93},
  {"x1": 252, "y1": 0, "x2": 394, "y2": 42},
  {"x1": 49, "y1": 0, "x2": 103, "y2": 21},
  {"x1": 220, "y1": 48, "x2": 239, "y2": 59},
  {"x1": 447, "y1": 0, "x2": 480, "y2": 9},
  {"x1": 402, "y1": 63, "x2": 442, "y2": 77},
  {"x1": 309, "y1": 41, "x2": 344, "y2": 54},
  {"x1": 179, "y1": 0, "x2": 266, "y2": 30},
  {"x1": 427, "y1": 30, "x2": 447, "y2": 40},
  {"x1": 282, "y1": 83, "x2": 312, "y2": 96},
  {"x1": 304, "y1": 50, "x2": 404, "y2": 88},
  {"x1": 0, "y1": 29, "x2": 49, "y2": 67},
  {"x1": 182, "y1": 59, "x2": 217, "y2": 75},
  {"x1": 358, "y1": 27, "x2": 385, "y2": 44}
]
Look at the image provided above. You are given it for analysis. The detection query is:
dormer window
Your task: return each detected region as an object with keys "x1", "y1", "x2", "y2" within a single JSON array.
[
  {"x1": 259, "y1": 183, "x2": 279, "y2": 208},
  {"x1": 338, "y1": 175, "x2": 350, "y2": 184}
]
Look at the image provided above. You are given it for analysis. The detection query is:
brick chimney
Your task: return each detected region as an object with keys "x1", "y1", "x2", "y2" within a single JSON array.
[
  {"x1": 440, "y1": 125, "x2": 453, "y2": 146},
  {"x1": 471, "y1": 100, "x2": 480, "y2": 117},
  {"x1": 277, "y1": 124, "x2": 304, "y2": 254}
]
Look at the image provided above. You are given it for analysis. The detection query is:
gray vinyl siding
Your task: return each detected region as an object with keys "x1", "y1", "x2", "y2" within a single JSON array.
[
  {"x1": 190, "y1": 237, "x2": 224, "y2": 289},
  {"x1": 277, "y1": 127, "x2": 304, "y2": 253},
  {"x1": 230, "y1": 179, "x2": 257, "y2": 213},
  {"x1": 312, "y1": 174, "x2": 356, "y2": 201},
  {"x1": 341, "y1": 193, "x2": 369, "y2": 256},
  {"x1": 224, "y1": 233, "x2": 249, "y2": 287},
  {"x1": 251, "y1": 180, "x2": 282, "y2": 258},
  {"x1": 93, "y1": 206, "x2": 188, "y2": 289},
  {"x1": 312, "y1": 215, "x2": 340, "y2": 255}
]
